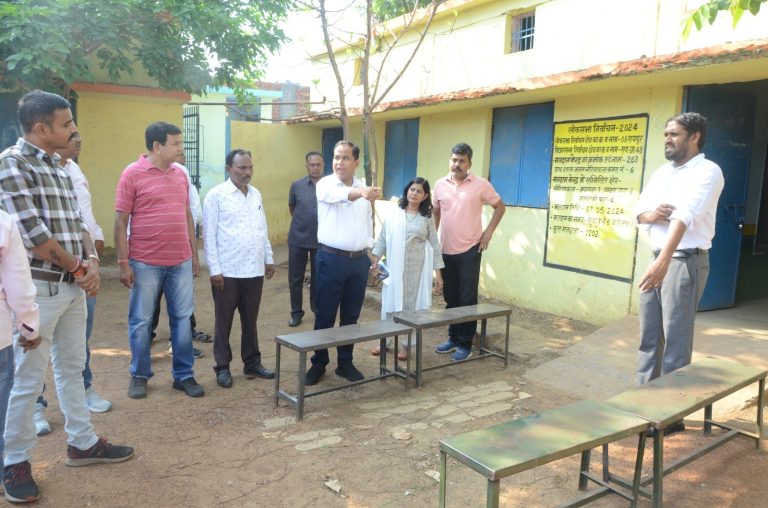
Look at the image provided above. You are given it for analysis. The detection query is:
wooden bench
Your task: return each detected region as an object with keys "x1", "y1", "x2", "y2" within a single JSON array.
[
  {"x1": 438, "y1": 400, "x2": 650, "y2": 508},
  {"x1": 274, "y1": 320, "x2": 413, "y2": 421},
  {"x1": 393, "y1": 303, "x2": 512, "y2": 387},
  {"x1": 604, "y1": 357, "x2": 766, "y2": 507}
]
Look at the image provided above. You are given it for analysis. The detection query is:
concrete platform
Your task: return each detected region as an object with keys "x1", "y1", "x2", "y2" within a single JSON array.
[{"x1": 525, "y1": 298, "x2": 768, "y2": 417}]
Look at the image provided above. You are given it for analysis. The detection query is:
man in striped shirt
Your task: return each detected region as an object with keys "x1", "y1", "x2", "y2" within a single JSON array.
[{"x1": 114, "y1": 122, "x2": 204, "y2": 399}]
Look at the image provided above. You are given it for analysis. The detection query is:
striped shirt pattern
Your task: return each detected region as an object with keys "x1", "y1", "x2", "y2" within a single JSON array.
[
  {"x1": 115, "y1": 155, "x2": 191, "y2": 266},
  {"x1": 0, "y1": 138, "x2": 86, "y2": 271}
]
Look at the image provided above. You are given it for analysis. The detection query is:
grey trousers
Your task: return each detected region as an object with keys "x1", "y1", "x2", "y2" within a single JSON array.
[{"x1": 637, "y1": 251, "x2": 709, "y2": 385}]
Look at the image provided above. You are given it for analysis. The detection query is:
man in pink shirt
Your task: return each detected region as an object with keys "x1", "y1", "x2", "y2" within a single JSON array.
[
  {"x1": 114, "y1": 122, "x2": 203, "y2": 399},
  {"x1": 432, "y1": 142, "x2": 506, "y2": 361}
]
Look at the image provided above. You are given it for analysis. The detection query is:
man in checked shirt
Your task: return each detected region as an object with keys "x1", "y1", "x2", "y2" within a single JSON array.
[{"x1": 0, "y1": 90, "x2": 133, "y2": 504}]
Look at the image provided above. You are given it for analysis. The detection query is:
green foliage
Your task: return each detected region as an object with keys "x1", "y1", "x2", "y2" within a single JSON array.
[
  {"x1": 372, "y1": 0, "x2": 432, "y2": 22},
  {"x1": 0, "y1": 0, "x2": 291, "y2": 95},
  {"x1": 683, "y1": 0, "x2": 765, "y2": 39}
]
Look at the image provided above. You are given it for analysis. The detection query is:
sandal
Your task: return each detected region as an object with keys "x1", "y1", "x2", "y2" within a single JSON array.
[
  {"x1": 397, "y1": 349, "x2": 408, "y2": 361},
  {"x1": 371, "y1": 346, "x2": 390, "y2": 356},
  {"x1": 192, "y1": 330, "x2": 212, "y2": 343}
]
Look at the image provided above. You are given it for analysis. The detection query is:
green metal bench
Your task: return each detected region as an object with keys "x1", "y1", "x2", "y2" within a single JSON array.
[
  {"x1": 438, "y1": 400, "x2": 649, "y2": 507},
  {"x1": 605, "y1": 357, "x2": 766, "y2": 507},
  {"x1": 274, "y1": 320, "x2": 413, "y2": 421},
  {"x1": 393, "y1": 303, "x2": 512, "y2": 388}
]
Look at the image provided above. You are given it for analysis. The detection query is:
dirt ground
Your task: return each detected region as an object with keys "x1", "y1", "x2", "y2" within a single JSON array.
[{"x1": 26, "y1": 258, "x2": 768, "y2": 507}]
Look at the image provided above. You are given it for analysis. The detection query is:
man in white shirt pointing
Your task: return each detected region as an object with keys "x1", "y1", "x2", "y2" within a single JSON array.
[{"x1": 305, "y1": 140, "x2": 380, "y2": 386}]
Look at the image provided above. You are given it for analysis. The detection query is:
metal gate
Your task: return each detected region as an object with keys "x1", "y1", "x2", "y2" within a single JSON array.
[{"x1": 182, "y1": 105, "x2": 201, "y2": 190}]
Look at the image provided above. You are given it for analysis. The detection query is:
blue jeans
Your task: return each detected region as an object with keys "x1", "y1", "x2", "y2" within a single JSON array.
[
  {"x1": 128, "y1": 259, "x2": 194, "y2": 382},
  {"x1": 0, "y1": 345, "x2": 14, "y2": 470}
]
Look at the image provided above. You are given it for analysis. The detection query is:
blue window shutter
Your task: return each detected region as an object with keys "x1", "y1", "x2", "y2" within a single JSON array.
[
  {"x1": 518, "y1": 103, "x2": 554, "y2": 207},
  {"x1": 384, "y1": 118, "x2": 419, "y2": 199},
  {"x1": 489, "y1": 103, "x2": 553, "y2": 208}
]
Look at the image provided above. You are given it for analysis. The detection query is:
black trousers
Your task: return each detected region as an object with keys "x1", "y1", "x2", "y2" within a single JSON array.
[
  {"x1": 211, "y1": 276, "x2": 264, "y2": 370},
  {"x1": 288, "y1": 244, "x2": 317, "y2": 319},
  {"x1": 442, "y1": 245, "x2": 482, "y2": 348}
]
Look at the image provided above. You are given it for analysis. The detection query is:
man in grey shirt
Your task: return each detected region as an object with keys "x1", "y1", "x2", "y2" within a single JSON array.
[{"x1": 287, "y1": 151, "x2": 324, "y2": 327}]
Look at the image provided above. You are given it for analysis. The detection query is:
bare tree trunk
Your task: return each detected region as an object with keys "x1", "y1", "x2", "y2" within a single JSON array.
[
  {"x1": 318, "y1": 0, "x2": 350, "y2": 138},
  {"x1": 362, "y1": 0, "x2": 374, "y2": 186}
]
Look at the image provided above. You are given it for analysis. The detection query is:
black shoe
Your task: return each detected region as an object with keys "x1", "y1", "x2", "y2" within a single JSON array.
[
  {"x1": 305, "y1": 365, "x2": 326, "y2": 386},
  {"x1": 646, "y1": 420, "x2": 685, "y2": 437},
  {"x1": 127, "y1": 377, "x2": 148, "y2": 399},
  {"x1": 193, "y1": 347, "x2": 203, "y2": 359},
  {"x1": 173, "y1": 377, "x2": 205, "y2": 397},
  {"x1": 216, "y1": 369, "x2": 233, "y2": 388},
  {"x1": 244, "y1": 364, "x2": 275, "y2": 380},
  {"x1": 3, "y1": 461, "x2": 39, "y2": 503},
  {"x1": 335, "y1": 363, "x2": 364, "y2": 382},
  {"x1": 288, "y1": 315, "x2": 302, "y2": 327}
]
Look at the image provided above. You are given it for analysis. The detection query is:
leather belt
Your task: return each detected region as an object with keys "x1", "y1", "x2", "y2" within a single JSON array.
[
  {"x1": 31, "y1": 268, "x2": 76, "y2": 284},
  {"x1": 653, "y1": 248, "x2": 707, "y2": 258},
  {"x1": 318, "y1": 243, "x2": 367, "y2": 258}
]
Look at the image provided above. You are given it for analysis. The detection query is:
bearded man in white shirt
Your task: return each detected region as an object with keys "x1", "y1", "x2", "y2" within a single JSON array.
[
  {"x1": 203, "y1": 149, "x2": 275, "y2": 388},
  {"x1": 634, "y1": 112, "x2": 724, "y2": 434}
]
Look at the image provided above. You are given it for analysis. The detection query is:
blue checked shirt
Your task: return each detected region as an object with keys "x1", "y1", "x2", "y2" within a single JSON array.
[{"x1": 0, "y1": 138, "x2": 87, "y2": 271}]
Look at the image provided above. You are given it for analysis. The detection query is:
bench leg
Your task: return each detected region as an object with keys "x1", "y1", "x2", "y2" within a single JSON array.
[
  {"x1": 629, "y1": 431, "x2": 647, "y2": 508},
  {"x1": 416, "y1": 329, "x2": 423, "y2": 388},
  {"x1": 652, "y1": 432, "x2": 664, "y2": 508},
  {"x1": 439, "y1": 451, "x2": 447, "y2": 508},
  {"x1": 486, "y1": 479, "x2": 500, "y2": 508},
  {"x1": 578, "y1": 449, "x2": 591, "y2": 491},
  {"x1": 504, "y1": 314, "x2": 510, "y2": 367},
  {"x1": 704, "y1": 403, "x2": 713, "y2": 436},
  {"x1": 274, "y1": 344, "x2": 281, "y2": 408},
  {"x1": 480, "y1": 318, "x2": 488, "y2": 352},
  {"x1": 405, "y1": 332, "x2": 412, "y2": 391},
  {"x1": 602, "y1": 443, "x2": 610, "y2": 482},
  {"x1": 381, "y1": 336, "x2": 388, "y2": 376},
  {"x1": 757, "y1": 378, "x2": 765, "y2": 449},
  {"x1": 297, "y1": 351, "x2": 307, "y2": 422}
]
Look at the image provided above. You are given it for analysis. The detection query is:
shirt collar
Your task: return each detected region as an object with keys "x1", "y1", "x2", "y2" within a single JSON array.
[
  {"x1": 672, "y1": 152, "x2": 705, "y2": 171},
  {"x1": 137, "y1": 154, "x2": 176, "y2": 172},
  {"x1": 225, "y1": 178, "x2": 249, "y2": 195},
  {"x1": 16, "y1": 138, "x2": 60, "y2": 166},
  {"x1": 443, "y1": 171, "x2": 474, "y2": 185}
]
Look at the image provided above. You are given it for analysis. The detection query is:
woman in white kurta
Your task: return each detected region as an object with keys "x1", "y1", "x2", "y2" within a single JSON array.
[{"x1": 371, "y1": 177, "x2": 444, "y2": 360}]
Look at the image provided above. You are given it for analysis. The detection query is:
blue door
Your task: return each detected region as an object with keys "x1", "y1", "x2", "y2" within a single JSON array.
[
  {"x1": 383, "y1": 118, "x2": 419, "y2": 200},
  {"x1": 322, "y1": 127, "x2": 343, "y2": 176},
  {"x1": 685, "y1": 86, "x2": 756, "y2": 310}
]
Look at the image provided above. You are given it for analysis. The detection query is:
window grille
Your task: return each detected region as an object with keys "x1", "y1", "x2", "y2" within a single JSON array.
[{"x1": 511, "y1": 12, "x2": 535, "y2": 53}]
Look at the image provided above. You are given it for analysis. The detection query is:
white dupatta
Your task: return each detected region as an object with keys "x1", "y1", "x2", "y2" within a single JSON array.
[{"x1": 381, "y1": 210, "x2": 433, "y2": 319}]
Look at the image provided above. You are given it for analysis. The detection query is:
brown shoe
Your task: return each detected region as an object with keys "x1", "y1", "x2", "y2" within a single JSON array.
[
  {"x1": 371, "y1": 346, "x2": 389, "y2": 357},
  {"x1": 66, "y1": 437, "x2": 134, "y2": 466}
]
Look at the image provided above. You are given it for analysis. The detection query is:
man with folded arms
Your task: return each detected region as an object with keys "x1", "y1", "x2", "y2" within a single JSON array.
[{"x1": 634, "y1": 112, "x2": 724, "y2": 436}]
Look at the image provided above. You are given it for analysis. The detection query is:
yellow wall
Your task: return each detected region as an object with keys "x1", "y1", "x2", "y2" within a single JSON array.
[
  {"x1": 76, "y1": 91, "x2": 184, "y2": 246},
  {"x1": 230, "y1": 121, "x2": 324, "y2": 244},
  {"x1": 477, "y1": 86, "x2": 682, "y2": 324},
  {"x1": 369, "y1": 87, "x2": 685, "y2": 324}
]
